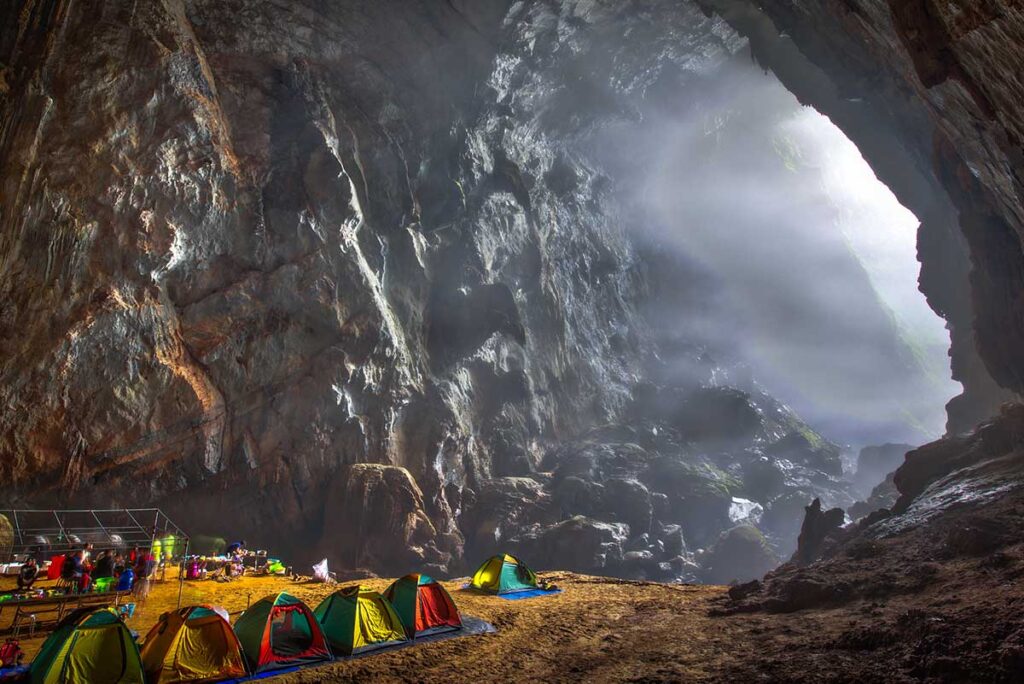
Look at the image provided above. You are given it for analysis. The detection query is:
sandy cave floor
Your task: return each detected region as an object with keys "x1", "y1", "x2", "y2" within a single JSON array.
[
  {"x1": 2, "y1": 572, "x2": 748, "y2": 681},
  {"x1": 4, "y1": 544, "x2": 1023, "y2": 684}
]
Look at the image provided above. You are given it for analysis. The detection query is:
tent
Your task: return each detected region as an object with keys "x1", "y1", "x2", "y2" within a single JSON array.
[
  {"x1": 313, "y1": 586, "x2": 408, "y2": 656},
  {"x1": 233, "y1": 593, "x2": 331, "y2": 673},
  {"x1": 31, "y1": 608, "x2": 144, "y2": 684},
  {"x1": 140, "y1": 605, "x2": 247, "y2": 683},
  {"x1": 383, "y1": 574, "x2": 462, "y2": 638},
  {"x1": 470, "y1": 553, "x2": 541, "y2": 594}
]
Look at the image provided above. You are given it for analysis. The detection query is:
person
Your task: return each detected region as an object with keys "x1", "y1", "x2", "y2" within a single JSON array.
[
  {"x1": 112, "y1": 553, "x2": 126, "y2": 577},
  {"x1": 115, "y1": 565, "x2": 134, "y2": 592},
  {"x1": 61, "y1": 550, "x2": 82, "y2": 581},
  {"x1": 93, "y1": 551, "x2": 114, "y2": 579},
  {"x1": 16, "y1": 558, "x2": 38, "y2": 590},
  {"x1": 62, "y1": 550, "x2": 89, "y2": 593},
  {"x1": 133, "y1": 551, "x2": 155, "y2": 605},
  {"x1": 225, "y1": 540, "x2": 246, "y2": 556}
]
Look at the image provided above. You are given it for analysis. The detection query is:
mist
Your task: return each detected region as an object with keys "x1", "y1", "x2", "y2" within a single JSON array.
[{"x1": 593, "y1": 52, "x2": 959, "y2": 449}]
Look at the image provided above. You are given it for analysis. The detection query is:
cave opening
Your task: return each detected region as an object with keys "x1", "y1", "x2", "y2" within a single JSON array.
[{"x1": 593, "y1": 51, "x2": 960, "y2": 453}]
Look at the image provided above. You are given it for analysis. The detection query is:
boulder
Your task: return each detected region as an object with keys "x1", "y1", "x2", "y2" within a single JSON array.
[
  {"x1": 465, "y1": 476, "x2": 555, "y2": 552},
  {"x1": 767, "y1": 431, "x2": 843, "y2": 478},
  {"x1": 603, "y1": 477, "x2": 653, "y2": 534},
  {"x1": 659, "y1": 524, "x2": 686, "y2": 557},
  {"x1": 517, "y1": 516, "x2": 628, "y2": 573},
  {"x1": 675, "y1": 388, "x2": 762, "y2": 447},
  {"x1": 741, "y1": 455, "x2": 787, "y2": 502},
  {"x1": 553, "y1": 476, "x2": 605, "y2": 519},
  {"x1": 643, "y1": 456, "x2": 734, "y2": 547},
  {"x1": 620, "y1": 550, "x2": 659, "y2": 579},
  {"x1": 700, "y1": 525, "x2": 779, "y2": 585},
  {"x1": 319, "y1": 464, "x2": 442, "y2": 574}
]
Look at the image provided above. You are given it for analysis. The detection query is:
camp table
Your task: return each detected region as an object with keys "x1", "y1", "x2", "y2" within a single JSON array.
[{"x1": 0, "y1": 590, "x2": 133, "y2": 638}]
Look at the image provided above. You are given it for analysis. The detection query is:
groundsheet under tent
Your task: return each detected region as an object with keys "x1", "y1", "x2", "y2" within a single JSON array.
[
  {"x1": 460, "y1": 584, "x2": 563, "y2": 600},
  {"x1": 224, "y1": 616, "x2": 496, "y2": 682}
]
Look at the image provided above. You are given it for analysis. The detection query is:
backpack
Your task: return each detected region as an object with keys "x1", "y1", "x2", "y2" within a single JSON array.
[{"x1": 0, "y1": 639, "x2": 22, "y2": 667}]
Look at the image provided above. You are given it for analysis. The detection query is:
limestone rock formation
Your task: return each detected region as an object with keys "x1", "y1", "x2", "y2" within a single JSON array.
[{"x1": 3, "y1": 0, "x2": 1024, "y2": 583}]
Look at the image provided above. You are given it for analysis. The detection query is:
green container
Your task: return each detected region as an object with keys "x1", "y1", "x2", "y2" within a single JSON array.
[{"x1": 94, "y1": 577, "x2": 115, "y2": 593}]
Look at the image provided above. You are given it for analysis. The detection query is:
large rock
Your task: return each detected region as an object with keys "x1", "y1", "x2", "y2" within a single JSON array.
[
  {"x1": 319, "y1": 464, "x2": 446, "y2": 574},
  {"x1": 515, "y1": 516, "x2": 629, "y2": 573},
  {"x1": 766, "y1": 431, "x2": 843, "y2": 479},
  {"x1": 643, "y1": 456, "x2": 735, "y2": 547},
  {"x1": 463, "y1": 477, "x2": 555, "y2": 555},
  {"x1": 603, "y1": 478, "x2": 653, "y2": 535},
  {"x1": 700, "y1": 525, "x2": 779, "y2": 585}
]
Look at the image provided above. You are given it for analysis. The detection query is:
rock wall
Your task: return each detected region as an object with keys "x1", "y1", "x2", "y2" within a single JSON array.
[{"x1": 3, "y1": 0, "x2": 1023, "y2": 577}]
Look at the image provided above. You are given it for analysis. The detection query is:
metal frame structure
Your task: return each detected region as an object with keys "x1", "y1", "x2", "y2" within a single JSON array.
[{"x1": 0, "y1": 508, "x2": 190, "y2": 607}]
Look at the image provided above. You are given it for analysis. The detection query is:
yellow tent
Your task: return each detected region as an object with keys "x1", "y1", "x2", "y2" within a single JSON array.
[
  {"x1": 470, "y1": 553, "x2": 540, "y2": 594},
  {"x1": 313, "y1": 586, "x2": 408, "y2": 656},
  {"x1": 140, "y1": 606, "x2": 247, "y2": 683},
  {"x1": 31, "y1": 608, "x2": 144, "y2": 684}
]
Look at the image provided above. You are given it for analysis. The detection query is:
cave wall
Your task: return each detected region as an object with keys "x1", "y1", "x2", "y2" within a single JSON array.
[{"x1": 3, "y1": 0, "x2": 1023, "y2": 574}]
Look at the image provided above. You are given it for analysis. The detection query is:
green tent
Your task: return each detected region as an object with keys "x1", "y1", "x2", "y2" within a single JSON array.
[
  {"x1": 470, "y1": 553, "x2": 540, "y2": 595},
  {"x1": 31, "y1": 608, "x2": 144, "y2": 684},
  {"x1": 383, "y1": 574, "x2": 462, "y2": 638},
  {"x1": 233, "y1": 592, "x2": 331, "y2": 673},
  {"x1": 313, "y1": 586, "x2": 408, "y2": 656}
]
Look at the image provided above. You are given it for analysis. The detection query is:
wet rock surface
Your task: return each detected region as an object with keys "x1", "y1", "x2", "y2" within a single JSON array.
[{"x1": 1, "y1": 0, "x2": 1023, "y2": 588}]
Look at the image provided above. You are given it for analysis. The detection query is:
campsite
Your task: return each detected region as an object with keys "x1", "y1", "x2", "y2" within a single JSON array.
[{"x1": 0, "y1": 568, "x2": 735, "y2": 682}]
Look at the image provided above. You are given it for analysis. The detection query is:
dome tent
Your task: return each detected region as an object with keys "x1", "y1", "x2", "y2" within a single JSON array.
[
  {"x1": 140, "y1": 605, "x2": 247, "y2": 683},
  {"x1": 233, "y1": 593, "x2": 331, "y2": 674},
  {"x1": 31, "y1": 608, "x2": 144, "y2": 684},
  {"x1": 470, "y1": 553, "x2": 541, "y2": 595},
  {"x1": 313, "y1": 586, "x2": 408, "y2": 656},
  {"x1": 383, "y1": 574, "x2": 462, "y2": 638}
]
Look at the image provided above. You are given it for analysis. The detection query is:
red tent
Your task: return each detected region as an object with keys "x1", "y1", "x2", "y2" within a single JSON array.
[
  {"x1": 383, "y1": 574, "x2": 462, "y2": 638},
  {"x1": 233, "y1": 593, "x2": 331, "y2": 673}
]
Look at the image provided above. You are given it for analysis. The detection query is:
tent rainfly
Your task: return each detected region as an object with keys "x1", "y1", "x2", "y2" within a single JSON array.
[
  {"x1": 313, "y1": 586, "x2": 408, "y2": 656},
  {"x1": 470, "y1": 553, "x2": 541, "y2": 595},
  {"x1": 233, "y1": 593, "x2": 332, "y2": 673},
  {"x1": 31, "y1": 608, "x2": 145, "y2": 684},
  {"x1": 140, "y1": 605, "x2": 247, "y2": 683},
  {"x1": 384, "y1": 573, "x2": 462, "y2": 638}
]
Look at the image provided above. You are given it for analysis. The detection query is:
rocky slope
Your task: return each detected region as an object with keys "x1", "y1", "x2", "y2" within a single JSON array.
[
  {"x1": 1, "y1": 0, "x2": 1022, "y2": 585},
  {"x1": 713, "y1": 403, "x2": 1024, "y2": 681}
]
